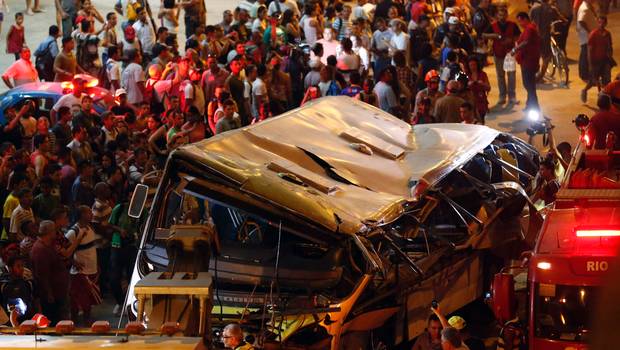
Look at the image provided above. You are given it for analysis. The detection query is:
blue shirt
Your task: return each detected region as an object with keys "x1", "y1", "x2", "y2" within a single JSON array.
[{"x1": 34, "y1": 36, "x2": 59, "y2": 59}]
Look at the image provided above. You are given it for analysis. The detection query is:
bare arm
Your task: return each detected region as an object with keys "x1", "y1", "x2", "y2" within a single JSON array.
[
  {"x1": 148, "y1": 125, "x2": 168, "y2": 155},
  {"x1": 430, "y1": 306, "x2": 449, "y2": 329},
  {"x1": 2, "y1": 76, "x2": 13, "y2": 89}
]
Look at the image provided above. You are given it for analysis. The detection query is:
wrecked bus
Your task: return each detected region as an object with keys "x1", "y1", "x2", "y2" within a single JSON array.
[{"x1": 124, "y1": 97, "x2": 540, "y2": 348}]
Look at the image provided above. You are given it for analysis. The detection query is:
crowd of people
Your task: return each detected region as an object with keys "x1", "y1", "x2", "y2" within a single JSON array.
[{"x1": 0, "y1": 0, "x2": 617, "y2": 340}]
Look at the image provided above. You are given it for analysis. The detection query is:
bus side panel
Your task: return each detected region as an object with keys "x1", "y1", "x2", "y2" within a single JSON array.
[{"x1": 401, "y1": 255, "x2": 483, "y2": 343}]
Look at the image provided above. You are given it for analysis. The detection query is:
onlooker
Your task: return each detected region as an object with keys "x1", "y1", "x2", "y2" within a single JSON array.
[
  {"x1": 582, "y1": 16, "x2": 613, "y2": 103},
  {"x1": 529, "y1": 0, "x2": 557, "y2": 81},
  {"x1": 512, "y1": 12, "x2": 541, "y2": 112},
  {"x1": 3, "y1": 173, "x2": 28, "y2": 239},
  {"x1": 201, "y1": 55, "x2": 230, "y2": 104},
  {"x1": 226, "y1": 55, "x2": 250, "y2": 125},
  {"x1": 411, "y1": 314, "x2": 443, "y2": 350},
  {"x1": 6, "y1": 13, "x2": 25, "y2": 61},
  {"x1": 30, "y1": 220, "x2": 74, "y2": 325},
  {"x1": 373, "y1": 67, "x2": 398, "y2": 112},
  {"x1": 440, "y1": 327, "x2": 468, "y2": 350},
  {"x1": 53, "y1": 37, "x2": 78, "y2": 82},
  {"x1": 66, "y1": 205, "x2": 101, "y2": 325},
  {"x1": 531, "y1": 157, "x2": 561, "y2": 204},
  {"x1": 121, "y1": 49, "x2": 146, "y2": 105},
  {"x1": 215, "y1": 99, "x2": 241, "y2": 134},
  {"x1": 9, "y1": 188, "x2": 34, "y2": 242},
  {"x1": 485, "y1": 6, "x2": 520, "y2": 105},
  {"x1": 33, "y1": 25, "x2": 61, "y2": 82},
  {"x1": 459, "y1": 101, "x2": 479, "y2": 124},
  {"x1": 2, "y1": 47, "x2": 39, "y2": 88},
  {"x1": 133, "y1": 6, "x2": 155, "y2": 58},
  {"x1": 0, "y1": 255, "x2": 35, "y2": 325},
  {"x1": 466, "y1": 56, "x2": 490, "y2": 123},
  {"x1": 32, "y1": 177, "x2": 60, "y2": 221},
  {"x1": 576, "y1": 0, "x2": 597, "y2": 83},
  {"x1": 588, "y1": 94, "x2": 620, "y2": 149},
  {"x1": 447, "y1": 316, "x2": 485, "y2": 350},
  {"x1": 433, "y1": 80, "x2": 466, "y2": 123},
  {"x1": 67, "y1": 126, "x2": 94, "y2": 164}
]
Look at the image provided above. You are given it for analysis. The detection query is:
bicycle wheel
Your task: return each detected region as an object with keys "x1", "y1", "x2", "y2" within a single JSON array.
[
  {"x1": 545, "y1": 56, "x2": 556, "y2": 78},
  {"x1": 557, "y1": 50, "x2": 569, "y2": 86}
]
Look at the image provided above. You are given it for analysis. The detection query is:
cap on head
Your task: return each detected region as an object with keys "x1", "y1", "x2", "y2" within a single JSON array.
[
  {"x1": 448, "y1": 316, "x2": 466, "y2": 330},
  {"x1": 115, "y1": 88, "x2": 127, "y2": 97}
]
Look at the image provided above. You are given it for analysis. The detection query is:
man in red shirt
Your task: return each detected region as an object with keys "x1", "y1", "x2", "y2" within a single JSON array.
[
  {"x1": 581, "y1": 16, "x2": 613, "y2": 102},
  {"x1": 588, "y1": 94, "x2": 620, "y2": 149},
  {"x1": 484, "y1": 6, "x2": 521, "y2": 105},
  {"x1": 512, "y1": 12, "x2": 541, "y2": 112},
  {"x1": 30, "y1": 220, "x2": 72, "y2": 325}
]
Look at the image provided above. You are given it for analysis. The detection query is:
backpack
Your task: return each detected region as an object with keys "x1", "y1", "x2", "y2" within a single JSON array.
[
  {"x1": 326, "y1": 80, "x2": 341, "y2": 96},
  {"x1": 35, "y1": 40, "x2": 55, "y2": 82}
]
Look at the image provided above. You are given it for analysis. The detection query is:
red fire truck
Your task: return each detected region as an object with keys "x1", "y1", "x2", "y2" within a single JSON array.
[{"x1": 489, "y1": 128, "x2": 620, "y2": 350}]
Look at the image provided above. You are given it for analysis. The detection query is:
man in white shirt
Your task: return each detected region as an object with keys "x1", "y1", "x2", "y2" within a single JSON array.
[
  {"x1": 2, "y1": 47, "x2": 39, "y2": 89},
  {"x1": 576, "y1": 0, "x2": 597, "y2": 82},
  {"x1": 133, "y1": 6, "x2": 156, "y2": 58},
  {"x1": 121, "y1": 49, "x2": 146, "y2": 105},
  {"x1": 252, "y1": 64, "x2": 269, "y2": 121},
  {"x1": 371, "y1": 18, "x2": 392, "y2": 78},
  {"x1": 373, "y1": 68, "x2": 398, "y2": 112},
  {"x1": 51, "y1": 77, "x2": 86, "y2": 122},
  {"x1": 66, "y1": 205, "x2": 101, "y2": 322},
  {"x1": 106, "y1": 45, "x2": 122, "y2": 92},
  {"x1": 389, "y1": 18, "x2": 409, "y2": 66},
  {"x1": 351, "y1": 0, "x2": 369, "y2": 21},
  {"x1": 183, "y1": 69, "x2": 205, "y2": 115},
  {"x1": 268, "y1": 0, "x2": 300, "y2": 18},
  {"x1": 9, "y1": 188, "x2": 34, "y2": 242}
]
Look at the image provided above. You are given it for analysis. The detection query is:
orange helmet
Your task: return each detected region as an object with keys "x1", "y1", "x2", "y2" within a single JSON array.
[{"x1": 425, "y1": 70, "x2": 440, "y2": 83}]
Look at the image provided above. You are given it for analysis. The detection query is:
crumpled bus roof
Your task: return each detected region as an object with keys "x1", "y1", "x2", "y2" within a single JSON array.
[{"x1": 176, "y1": 97, "x2": 500, "y2": 235}]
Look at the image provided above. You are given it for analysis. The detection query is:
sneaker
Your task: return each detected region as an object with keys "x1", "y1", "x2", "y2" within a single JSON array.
[
  {"x1": 580, "y1": 89, "x2": 587, "y2": 103},
  {"x1": 113, "y1": 304, "x2": 122, "y2": 316}
]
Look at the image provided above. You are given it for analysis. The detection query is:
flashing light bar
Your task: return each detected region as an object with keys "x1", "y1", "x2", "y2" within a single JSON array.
[
  {"x1": 537, "y1": 262, "x2": 551, "y2": 270},
  {"x1": 575, "y1": 229, "x2": 620, "y2": 237}
]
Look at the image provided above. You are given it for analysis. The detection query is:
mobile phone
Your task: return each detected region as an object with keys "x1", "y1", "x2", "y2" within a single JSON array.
[{"x1": 431, "y1": 300, "x2": 438, "y2": 309}]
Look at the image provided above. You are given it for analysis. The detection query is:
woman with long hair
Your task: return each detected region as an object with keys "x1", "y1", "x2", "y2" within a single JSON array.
[{"x1": 281, "y1": 9, "x2": 301, "y2": 44}]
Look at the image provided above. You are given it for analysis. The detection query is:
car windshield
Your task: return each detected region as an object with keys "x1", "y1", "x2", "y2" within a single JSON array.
[{"x1": 534, "y1": 283, "x2": 599, "y2": 343}]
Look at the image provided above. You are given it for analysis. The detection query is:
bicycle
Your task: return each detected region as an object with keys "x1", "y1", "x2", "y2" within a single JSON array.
[{"x1": 545, "y1": 20, "x2": 569, "y2": 87}]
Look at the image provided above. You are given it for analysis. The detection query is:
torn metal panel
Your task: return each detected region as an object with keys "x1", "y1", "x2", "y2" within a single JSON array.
[{"x1": 175, "y1": 97, "x2": 500, "y2": 235}]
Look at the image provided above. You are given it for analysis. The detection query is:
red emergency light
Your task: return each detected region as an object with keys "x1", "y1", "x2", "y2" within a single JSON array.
[{"x1": 575, "y1": 227, "x2": 620, "y2": 237}]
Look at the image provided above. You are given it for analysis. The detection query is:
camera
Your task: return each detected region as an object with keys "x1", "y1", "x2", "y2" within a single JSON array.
[{"x1": 525, "y1": 109, "x2": 553, "y2": 146}]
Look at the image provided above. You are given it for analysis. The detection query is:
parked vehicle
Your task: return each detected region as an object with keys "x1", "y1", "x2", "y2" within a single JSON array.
[
  {"x1": 0, "y1": 74, "x2": 113, "y2": 125},
  {"x1": 489, "y1": 123, "x2": 620, "y2": 350}
]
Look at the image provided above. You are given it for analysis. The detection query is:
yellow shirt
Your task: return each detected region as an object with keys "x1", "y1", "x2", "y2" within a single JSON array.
[{"x1": 2, "y1": 193, "x2": 19, "y2": 239}]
